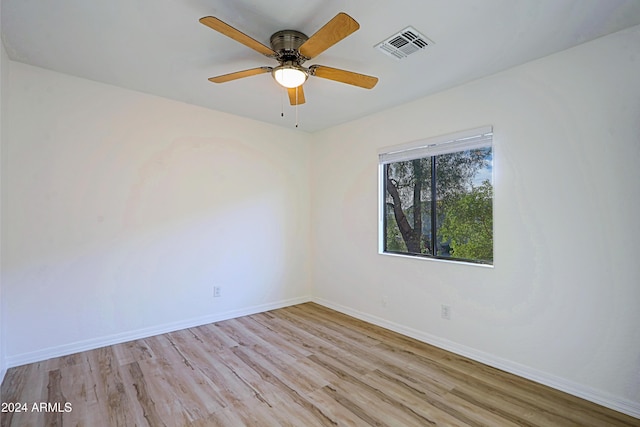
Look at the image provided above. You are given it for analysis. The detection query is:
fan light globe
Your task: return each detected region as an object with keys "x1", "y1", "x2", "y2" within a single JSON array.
[{"x1": 273, "y1": 66, "x2": 307, "y2": 88}]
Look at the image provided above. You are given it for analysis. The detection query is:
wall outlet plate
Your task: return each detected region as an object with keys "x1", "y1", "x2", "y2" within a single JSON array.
[{"x1": 441, "y1": 304, "x2": 451, "y2": 320}]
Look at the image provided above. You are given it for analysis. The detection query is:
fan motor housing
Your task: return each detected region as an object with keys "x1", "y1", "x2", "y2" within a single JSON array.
[{"x1": 270, "y1": 30, "x2": 309, "y2": 62}]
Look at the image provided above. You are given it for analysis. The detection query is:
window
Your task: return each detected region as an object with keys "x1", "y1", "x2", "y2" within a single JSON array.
[{"x1": 379, "y1": 127, "x2": 493, "y2": 265}]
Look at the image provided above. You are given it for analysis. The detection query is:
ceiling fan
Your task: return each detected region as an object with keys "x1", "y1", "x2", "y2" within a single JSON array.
[{"x1": 199, "y1": 12, "x2": 378, "y2": 106}]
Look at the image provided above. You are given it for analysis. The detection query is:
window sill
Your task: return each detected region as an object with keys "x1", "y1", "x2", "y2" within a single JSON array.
[{"x1": 379, "y1": 251, "x2": 494, "y2": 269}]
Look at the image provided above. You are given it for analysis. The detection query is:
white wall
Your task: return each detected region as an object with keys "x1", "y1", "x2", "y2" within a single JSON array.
[
  {"x1": 0, "y1": 11, "x2": 7, "y2": 384},
  {"x1": 2, "y1": 62, "x2": 312, "y2": 364},
  {"x1": 311, "y1": 25, "x2": 640, "y2": 415}
]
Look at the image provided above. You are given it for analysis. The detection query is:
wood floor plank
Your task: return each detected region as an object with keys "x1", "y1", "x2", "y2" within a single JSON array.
[
  {"x1": 87, "y1": 346, "x2": 145, "y2": 427},
  {"x1": 1, "y1": 362, "x2": 48, "y2": 427},
  {"x1": 2, "y1": 302, "x2": 638, "y2": 426},
  {"x1": 163, "y1": 329, "x2": 251, "y2": 404},
  {"x1": 235, "y1": 315, "x2": 314, "y2": 359},
  {"x1": 138, "y1": 335, "x2": 225, "y2": 423},
  {"x1": 189, "y1": 323, "x2": 239, "y2": 352},
  {"x1": 308, "y1": 356, "x2": 439, "y2": 426},
  {"x1": 305, "y1": 303, "x2": 452, "y2": 361},
  {"x1": 228, "y1": 346, "x2": 337, "y2": 426},
  {"x1": 111, "y1": 338, "x2": 156, "y2": 367},
  {"x1": 124, "y1": 361, "x2": 166, "y2": 427},
  {"x1": 43, "y1": 369, "x2": 65, "y2": 427}
]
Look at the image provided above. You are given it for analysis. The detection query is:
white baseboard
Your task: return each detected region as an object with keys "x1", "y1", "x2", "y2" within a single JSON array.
[
  {"x1": 312, "y1": 297, "x2": 640, "y2": 420},
  {"x1": 5, "y1": 295, "x2": 312, "y2": 369}
]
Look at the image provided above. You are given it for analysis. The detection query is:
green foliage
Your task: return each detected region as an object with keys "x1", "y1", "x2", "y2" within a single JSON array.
[
  {"x1": 439, "y1": 181, "x2": 493, "y2": 262},
  {"x1": 385, "y1": 211, "x2": 407, "y2": 252}
]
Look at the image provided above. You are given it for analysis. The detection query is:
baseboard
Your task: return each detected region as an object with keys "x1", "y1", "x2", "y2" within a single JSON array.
[
  {"x1": 312, "y1": 297, "x2": 640, "y2": 420},
  {"x1": 5, "y1": 295, "x2": 312, "y2": 369}
]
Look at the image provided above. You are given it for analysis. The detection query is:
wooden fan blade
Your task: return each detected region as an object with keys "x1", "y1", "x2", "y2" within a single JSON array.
[
  {"x1": 200, "y1": 16, "x2": 276, "y2": 57},
  {"x1": 298, "y1": 13, "x2": 359, "y2": 59},
  {"x1": 310, "y1": 65, "x2": 378, "y2": 89},
  {"x1": 208, "y1": 67, "x2": 272, "y2": 83},
  {"x1": 287, "y1": 86, "x2": 306, "y2": 105}
]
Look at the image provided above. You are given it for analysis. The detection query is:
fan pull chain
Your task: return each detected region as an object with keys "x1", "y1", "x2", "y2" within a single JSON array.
[
  {"x1": 295, "y1": 87, "x2": 299, "y2": 128},
  {"x1": 281, "y1": 88, "x2": 285, "y2": 117}
]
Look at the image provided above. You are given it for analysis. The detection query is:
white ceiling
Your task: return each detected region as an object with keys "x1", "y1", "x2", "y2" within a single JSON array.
[{"x1": 3, "y1": 0, "x2": 640, "y2": 132}]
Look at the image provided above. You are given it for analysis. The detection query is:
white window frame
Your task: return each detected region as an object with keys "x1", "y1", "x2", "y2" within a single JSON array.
[{"x1": 378, "y1": 126, "x2": 494, "y2": 266}]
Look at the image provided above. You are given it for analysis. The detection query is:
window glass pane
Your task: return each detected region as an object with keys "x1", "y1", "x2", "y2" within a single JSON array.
[
  {"x1": 383, "y1": 147, "x2": 493, "y2": 264},
  {"x1": 437, "y1": 147, "x2": 493, "y2": 263},
  {"x1": 384, "y1": 159, "x2": 432, "y2": 255}
]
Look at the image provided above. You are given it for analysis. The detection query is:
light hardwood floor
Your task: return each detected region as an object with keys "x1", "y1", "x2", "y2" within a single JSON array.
[{"x1": 1, "y1": 303, "x2": 638, "y2": 426}]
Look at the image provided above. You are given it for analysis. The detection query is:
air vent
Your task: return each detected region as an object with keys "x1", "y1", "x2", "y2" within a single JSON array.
[{"x1": 375, "y1": 26, "x2": 433, "y2": 60}]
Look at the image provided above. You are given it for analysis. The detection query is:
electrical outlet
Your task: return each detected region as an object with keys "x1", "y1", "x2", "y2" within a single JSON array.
[
  {"x1": 441, "y1": 304, "x2": 451, "y2": 320},
  {"x1": 213, "y1": 286, "x2": 221, "y2": 298}
]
